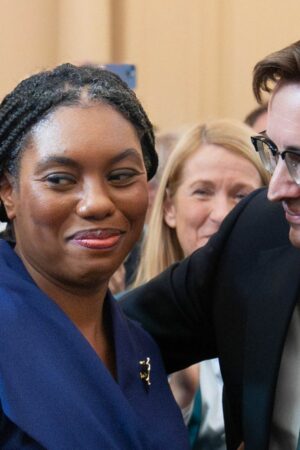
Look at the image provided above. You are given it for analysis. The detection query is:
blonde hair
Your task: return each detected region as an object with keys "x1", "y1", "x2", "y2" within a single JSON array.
[{"x1": 133, "y1": 118, "x2": 270, "y2": 286}]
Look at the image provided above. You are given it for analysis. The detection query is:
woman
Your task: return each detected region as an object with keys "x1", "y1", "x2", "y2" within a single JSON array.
[
  {"x1": 0, "y1": 64, "x2": 189, "y2": 449},
  {"x1": 133, "y1": 118, "x2": 270, "y2": 449}
]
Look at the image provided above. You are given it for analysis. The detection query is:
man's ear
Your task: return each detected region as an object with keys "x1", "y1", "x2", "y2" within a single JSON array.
[
  {"x1": 163, "y1": 191, "x2": 177, "y2": 229},
  {"x1": 0, "y1": 174, "x2": 17, "y2": 221}
]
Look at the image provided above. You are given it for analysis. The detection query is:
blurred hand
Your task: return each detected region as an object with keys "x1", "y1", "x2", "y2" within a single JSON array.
[
  {"x1": 109, "y1": 264, "x2": 126, "y2": 295},
  {"x1": 169, "y1": 364, "x2": 200, "y2": 408}
]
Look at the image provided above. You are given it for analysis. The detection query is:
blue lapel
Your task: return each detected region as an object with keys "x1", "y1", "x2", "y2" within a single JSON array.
[
  {"x1": 0, "y1": 240, "x2": 189, "y2": 450},
  {"x1": 0, "y1": 241, "x2": 149, "y2": 449},
  {"x1": 243, "y1": 244, "x2": 300, "y2": 449}
]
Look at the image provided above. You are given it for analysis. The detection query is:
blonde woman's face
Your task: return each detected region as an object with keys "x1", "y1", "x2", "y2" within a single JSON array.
[{"x1": 164, "y1": 144, "x2": 262, "y2": 256}]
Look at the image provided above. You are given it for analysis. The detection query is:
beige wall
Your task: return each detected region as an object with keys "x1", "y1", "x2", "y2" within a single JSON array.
[
  {"x1": 1, "y1": 0, "x2": 300, "y2": 131},
  {"x1": 0, "y1": 0, "x2": 111, "y2": 97},
  {"x1": 0, "y1": 0, "x2": 58, "y2": 96},
  {"x1": 57, "y1": 0, "x2": 112, "y2": 63}
]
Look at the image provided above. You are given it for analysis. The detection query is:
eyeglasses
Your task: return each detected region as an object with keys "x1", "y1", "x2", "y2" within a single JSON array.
[{"x1": 251, "y1": 134, "x2": 300, "y2": 185}]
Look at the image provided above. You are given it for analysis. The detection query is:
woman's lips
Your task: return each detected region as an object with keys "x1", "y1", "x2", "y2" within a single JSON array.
[{"x1": 69, "y1": 229, "x2": 123, "y2": 250}]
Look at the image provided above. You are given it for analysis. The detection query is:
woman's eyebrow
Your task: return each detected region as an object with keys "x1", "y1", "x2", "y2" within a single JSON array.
[
  {"x1": 109, "y1": 148, "x2": 144, "y2": 164},
  {"x1": 189, "y1": 179, "x2": 215, "y2": 189},
  {"x1": 35, "y1": 148, "x2": 143, "y2": 172},
  {"x1": 35, "y1": 156, "x2": 79, "y2": 172}
]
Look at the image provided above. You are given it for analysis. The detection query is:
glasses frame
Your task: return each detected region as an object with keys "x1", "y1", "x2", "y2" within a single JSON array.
[{"x1": 251, "y1": 133, "x2": 300, "y2": 184}]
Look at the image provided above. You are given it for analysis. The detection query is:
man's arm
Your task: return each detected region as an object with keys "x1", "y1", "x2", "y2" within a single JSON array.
[{"x1": 120, "y1": 188, "x2": 286, "y2": 373}]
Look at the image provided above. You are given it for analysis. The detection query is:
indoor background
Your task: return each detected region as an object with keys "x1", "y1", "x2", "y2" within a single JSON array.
[{"x1": 1, "y1": 0, "x2": 300, "y2": 132}]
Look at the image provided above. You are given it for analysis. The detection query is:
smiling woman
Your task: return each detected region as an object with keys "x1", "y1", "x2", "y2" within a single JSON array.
[
  {"x1": 8, "y1": 105, "x2": 148, "y2": 294},
  {"x1": 0, "y1": 64, "x2": 189, "y2": 449},
  {"x1": 133, "y1": 118, "x2": 270, "y2": 283}
]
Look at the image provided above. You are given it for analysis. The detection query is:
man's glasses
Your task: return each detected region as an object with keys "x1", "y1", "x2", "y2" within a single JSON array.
[{"x1": 251, "y1": 134, "x2": 300, "y2": 185}]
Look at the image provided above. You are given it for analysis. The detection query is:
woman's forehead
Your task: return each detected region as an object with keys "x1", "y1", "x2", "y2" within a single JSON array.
[
  {"x1": 24, "y1": 104, "x2": 142, "y2": 165},
  {"x1": 32, "y1": 103, "x2": 137, "y2": 140}
]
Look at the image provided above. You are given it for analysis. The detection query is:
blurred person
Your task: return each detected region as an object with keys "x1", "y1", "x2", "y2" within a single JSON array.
[
  {"x1": 146, "y1": 130, "x2": 181, "y2": 222},
  {"x1": 133, "y1": 118, "x2": 270, "y2": 449},
  {"x1": 109, "y1": 129, "x2": 181, "y2": 295},
  {"x1": 0, "y1": 63, "x2": 189, "y2": 449},
  {"x1": 244, "y1": 104, "x2": 268, "y2": 133}
]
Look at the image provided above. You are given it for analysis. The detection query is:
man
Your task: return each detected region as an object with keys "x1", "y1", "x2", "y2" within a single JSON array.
[{"x1": 121, "y1": 40, "x2": 300, "y2": 450}]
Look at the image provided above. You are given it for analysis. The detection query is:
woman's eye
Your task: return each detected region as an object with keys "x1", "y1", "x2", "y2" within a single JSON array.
[
  {"x1": 193, "y1": 189, "x2": 212, "y2": 197},
  {"x1": 44, "y1": 174, "x2": 76, "y2": 186},
  {"x1": 235, "y1": 192, "x2": 248, "y2": 200},
  {"x1": 108, "y1": 170, "x2": 141, "y2": 185}
]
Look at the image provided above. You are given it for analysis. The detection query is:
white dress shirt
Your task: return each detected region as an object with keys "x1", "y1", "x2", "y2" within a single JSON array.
[{"x1": 269, "y1": 303, "x2": 300, "y2": 449}]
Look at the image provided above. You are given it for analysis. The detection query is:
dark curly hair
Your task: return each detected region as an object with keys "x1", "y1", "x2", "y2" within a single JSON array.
[
  {"x1": 253, "y1": 40, "x2": 300, "y2": 103},
  {"x1": 0, "y1": 63, "x2": 158, "y2": 222}
]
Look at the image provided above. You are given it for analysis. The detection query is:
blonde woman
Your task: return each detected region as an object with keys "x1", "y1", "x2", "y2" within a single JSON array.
[{"x1": 133, "y1": 118, "x2": 269, "y2": 449}]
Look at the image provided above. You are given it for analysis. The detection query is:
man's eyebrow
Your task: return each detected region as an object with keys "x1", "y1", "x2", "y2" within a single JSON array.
[
  {"x1": 261, "y1": 131, "x2": 300, "y2": 152},
  {"x1": 285, "y1": 145, "x2": 300, "y2": 153}
]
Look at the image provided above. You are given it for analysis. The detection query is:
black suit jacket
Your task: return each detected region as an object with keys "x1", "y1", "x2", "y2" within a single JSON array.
[{"x1": 121, "y1": 188, "x2": 300, "y2": 450}]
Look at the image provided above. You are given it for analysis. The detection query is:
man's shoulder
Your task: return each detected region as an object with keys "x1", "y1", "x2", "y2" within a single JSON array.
[
  {"x1": 217, "y1": 187, "x2": 289, "y2": 251},
  {"x1": 236, "y1": 187, "x2": 285, "y2": 224}
]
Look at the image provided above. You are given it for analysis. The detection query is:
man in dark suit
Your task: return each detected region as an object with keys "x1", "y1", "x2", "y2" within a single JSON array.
[{"x1": 121, "y1": 41, "x2": 300, "y2": 450}]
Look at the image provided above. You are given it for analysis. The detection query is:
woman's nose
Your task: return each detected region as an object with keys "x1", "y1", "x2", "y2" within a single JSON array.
[
  {"x1": 209, "y1": 197, "x2": 233, "y2": 225},
  {"x1": 76, "y1": 181, "x2": 116, "y2": 219}
]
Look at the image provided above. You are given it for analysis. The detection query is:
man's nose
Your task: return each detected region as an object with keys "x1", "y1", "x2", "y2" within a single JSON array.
[
  {"x1": 267, "y1": 158, "x2": 299, "y2": 202},
  {"x1": 76, "y1": 181, "x2": 116, "y2": 219}
]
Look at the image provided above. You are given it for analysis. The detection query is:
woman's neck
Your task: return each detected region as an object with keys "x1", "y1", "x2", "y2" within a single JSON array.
[
  {"x1": 41, "y1": 280, "x2": 117, "y2": 377},
  {"x1": 17, "y1": 254, "x2": 116, "y2": 377}
]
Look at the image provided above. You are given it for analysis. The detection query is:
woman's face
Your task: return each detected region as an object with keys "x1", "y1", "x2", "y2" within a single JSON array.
[
  {"x1": 164, "y1": 144, "x2": 262, "y2": 256},
  {"x1": 2, "y1": 103, "x2": 148, "y2": 293}
]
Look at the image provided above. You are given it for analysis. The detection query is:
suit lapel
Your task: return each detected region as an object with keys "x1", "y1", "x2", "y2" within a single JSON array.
[{"x1": 243, "y1": 244, "x2": 300, "y2": 450}]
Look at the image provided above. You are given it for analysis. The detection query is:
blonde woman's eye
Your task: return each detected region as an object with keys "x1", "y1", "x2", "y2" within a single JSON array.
[
  {"x1": 193, "y1": 189, "x2": 211, "y2": 196},
  {"x1": 235, "y1": 192, "x2": 248, "y2": 200}
]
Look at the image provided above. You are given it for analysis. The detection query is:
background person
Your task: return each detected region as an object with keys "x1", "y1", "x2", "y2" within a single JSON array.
[
  {"x1": 244, "y1": 104, "x2": 268, "y2": 133},
  {"x1": 121, "y1": 40, "x2": 300, "y2": 450},
  {"x1": 109, "y1": 129, "x2": 181, "y2": 295},
  {"x1": 0, "y1": 63, "x2": 189, "y2": 449},
  {"x1": 134, "y1": 118, "x2": 269, "y2": 284},
  {"x1": 133, "y1": 118, "x2": 269, "y2": 449}
]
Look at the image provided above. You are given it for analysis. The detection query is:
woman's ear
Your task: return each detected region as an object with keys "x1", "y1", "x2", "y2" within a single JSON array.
[
  {"x1": 163, "y1": 190, "x2": 177, "y2": 229},
  {"x1": 0, "y1": 174, "x2": 17, "y2": 221}
]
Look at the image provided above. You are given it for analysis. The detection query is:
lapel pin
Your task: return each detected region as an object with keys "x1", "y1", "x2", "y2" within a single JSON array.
[{"x1": 139, "y1": 357, "x2": 151, "y2": 386}]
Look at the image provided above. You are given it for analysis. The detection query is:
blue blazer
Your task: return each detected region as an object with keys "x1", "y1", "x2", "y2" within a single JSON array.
[
  {"x1": 121, "y1": 188, "x2": 299, "y2": 450},
  {"x1": 0, "y1": 241, "x2": 188, "y2": 449}
]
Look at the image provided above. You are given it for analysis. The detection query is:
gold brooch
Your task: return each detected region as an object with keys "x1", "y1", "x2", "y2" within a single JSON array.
[{"x1": 139, "y1": 357, "x2": 151, "y2": 386}]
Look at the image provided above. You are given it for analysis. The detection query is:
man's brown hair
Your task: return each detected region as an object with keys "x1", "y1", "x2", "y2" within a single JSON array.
[{"x1": 253, "y1": 40, "x2": 300, "y2": 103}]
